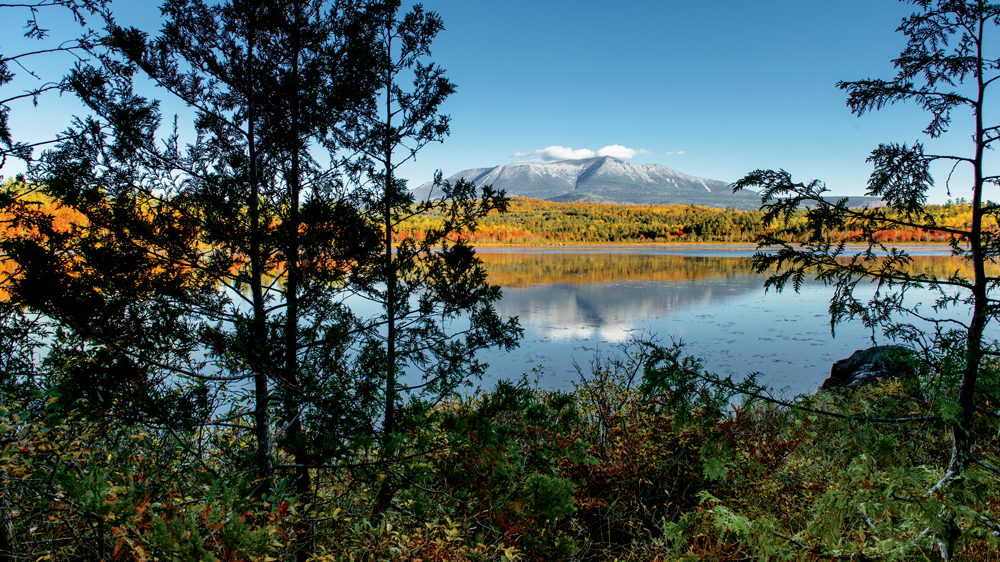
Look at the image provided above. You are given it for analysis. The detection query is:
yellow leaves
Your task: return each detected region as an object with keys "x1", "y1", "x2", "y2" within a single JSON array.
[{"x1": 501, "y1": 545, "x2": 523, "y2": 561}]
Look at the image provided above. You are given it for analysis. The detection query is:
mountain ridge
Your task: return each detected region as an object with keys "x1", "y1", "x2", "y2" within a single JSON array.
[{"x1": 412, "y1": 156, "x2": 762, "y2": 209}]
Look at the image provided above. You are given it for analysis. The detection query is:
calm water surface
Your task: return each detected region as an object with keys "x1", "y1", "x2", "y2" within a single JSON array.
[{"x1": 474, "y1": 245, "x2": 985, "y2": 396}]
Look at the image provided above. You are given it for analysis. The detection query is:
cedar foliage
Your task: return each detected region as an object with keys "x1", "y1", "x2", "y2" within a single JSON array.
[
  {"x1": 732, "y1": 0, "x2": 1000, "y2": 557},
  {"x1": 2, "y1": 0, "x2": 518, "y2": 558}
]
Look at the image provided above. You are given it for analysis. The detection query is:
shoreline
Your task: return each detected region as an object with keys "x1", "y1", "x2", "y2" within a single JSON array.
[{"x1": 473, "y1": 241, "x2": 960, "y2": 256}]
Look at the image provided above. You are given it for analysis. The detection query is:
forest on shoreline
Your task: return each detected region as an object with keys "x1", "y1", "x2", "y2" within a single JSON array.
[
  {"x1": 12, "y1": 185, "x2": 974, "y2": 248},
  {"x1": 397, "y1": 197, "x2": 983, "y2": 245}
]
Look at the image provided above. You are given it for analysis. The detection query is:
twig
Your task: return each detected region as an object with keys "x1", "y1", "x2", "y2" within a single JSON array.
[
  {"x1": 928, "y1": 467, "x2": 959, "y2": 496},
  {"x1": 973, "y1": 456, "x2": 1000, "y2": 476},
  {"x1": 771, "y1": 532, "x2": 825, "y2": 556},
  {"x1": 700, "y1": 372, "x2": 935, "y2": 424},
  {"x1": 276, "y1": 444, "x2": 448, "y2": 471},
  {"x1": 165, "y1": 425, "x2": 220, "y2": 479},
  {"x1": 975, "y1": 406, "x2": 1000, "y2": 418}
]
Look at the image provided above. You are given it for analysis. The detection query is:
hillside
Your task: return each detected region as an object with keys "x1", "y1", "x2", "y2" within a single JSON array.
[
  {"x1": 412, "y1": 156, "x2": 764, "y2": 209},
  {"x1": 412, "y1": 156, "x2": 883, "y2": 209}
]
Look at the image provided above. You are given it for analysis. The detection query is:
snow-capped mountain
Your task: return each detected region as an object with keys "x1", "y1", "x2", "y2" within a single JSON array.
[{"x1": 411, "y1": 156, "x2": 761, "y2": 208}]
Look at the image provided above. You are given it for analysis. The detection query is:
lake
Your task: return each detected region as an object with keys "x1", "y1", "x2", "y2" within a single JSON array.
[{"x1": 472, "y1": 245, "x2": 987, "y2": 396}]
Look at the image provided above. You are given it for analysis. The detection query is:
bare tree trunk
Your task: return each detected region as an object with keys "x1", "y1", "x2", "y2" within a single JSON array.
[
  {"x1": 943, "y1": 18, "x2": 989, "y2": 556},
  {"x1": 246, "y1": 1, "x2": 273, "y2": 498},
  {"x1": 376, "y1": 28, "x2": 397, "y2": 511},
  {"x1": 0, "y1": 391, "x2": 11, "y2": 562},
  {"x1": 284, "y1": 4, "x2": 313, "y2": 559}
]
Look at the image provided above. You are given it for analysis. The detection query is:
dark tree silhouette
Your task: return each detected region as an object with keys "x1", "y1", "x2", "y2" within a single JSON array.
[
  {"x1": 3, "y1": 0, "x2": 384, "y2": 515},
  {"x1": 734, "y1": 1, "x2": 1000, "y2": 556},
  {"x1": 337, "y1": 0, "x2": 521, "y2": 509}
]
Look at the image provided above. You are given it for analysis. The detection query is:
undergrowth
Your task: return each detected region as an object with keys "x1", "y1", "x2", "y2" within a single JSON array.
[{"x1": 2, "y1": 340, "x2": 999, "y2": 561}]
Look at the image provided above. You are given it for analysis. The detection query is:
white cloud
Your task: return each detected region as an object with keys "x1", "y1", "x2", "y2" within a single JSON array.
[
  {"x1": 666, "y1": 151, "x2": 686, "y2": 156},
  {"x1": 512, "y1": 145, "x2": 649, "y2": 162},
  {"x1": 596, "y1": 144, "x2": 648, "y2": 159}
]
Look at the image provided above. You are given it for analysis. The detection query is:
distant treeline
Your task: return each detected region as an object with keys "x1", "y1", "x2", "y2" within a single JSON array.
[
  {"x1": 5, "y1": 188, "x2": 984, "y2": 246},
  {"x1": 398, "y1": 197, "x2": 985, "y2": 244}
]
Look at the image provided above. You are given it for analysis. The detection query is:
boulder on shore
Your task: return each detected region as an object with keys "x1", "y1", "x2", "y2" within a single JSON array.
[{"x1": 821, "y1": 345, "x2": 916, "y2": 390}]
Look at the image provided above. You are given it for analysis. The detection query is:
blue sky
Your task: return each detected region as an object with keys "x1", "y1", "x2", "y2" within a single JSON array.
[{"x1": 2, "y1": 0, "x2": 984, "y2": 203}]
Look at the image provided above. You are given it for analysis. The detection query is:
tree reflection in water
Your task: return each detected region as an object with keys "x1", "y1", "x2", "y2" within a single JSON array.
[{"x1": 474, "y1": 247, "x2": 995, "y2": 396}]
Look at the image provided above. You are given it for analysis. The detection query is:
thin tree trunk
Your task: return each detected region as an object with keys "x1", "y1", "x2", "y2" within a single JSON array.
[
  {"x1": 0, "y1": 391, "x2": 11, "y2": 562},
  {"x1": 377, "y1": 28, "x2": 397, "y2": 512},
  {"x1": 948, "y1": 11, "x2": 987, "y2": 482},
  {"x1": 247, "y1": 2, "x2": 273, "y2": 498},
  {"x1": 943, "y1": 13, "x2": 988, "y2": 556},
  {"x1": 284, "y1": 4, "x2": 313, "y2": 559}
]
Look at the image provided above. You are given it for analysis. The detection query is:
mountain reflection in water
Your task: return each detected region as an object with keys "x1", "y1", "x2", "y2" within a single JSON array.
[{"x1": 474, "y1": 247, "x2": 988, "y2": 396}]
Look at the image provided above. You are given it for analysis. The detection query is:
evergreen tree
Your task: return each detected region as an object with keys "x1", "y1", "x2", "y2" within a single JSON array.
[
  {"x1": 2, "y1": 0, "x2": 384, "y2": 510},
  {"x1": 734, "y1": 0, "x2": 1000, "y2": 555},
  {"x1": 337, "y1": 0, "x2": 521, "y2": 508}
]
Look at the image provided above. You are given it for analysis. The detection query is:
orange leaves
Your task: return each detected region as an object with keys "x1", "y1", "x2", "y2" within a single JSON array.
[
  {"x1": 392, "y1": 196, "x2": 985, "y2": 246},
  {"x1": 1, "y1": 191, "x2": 89, "y2": 239}
]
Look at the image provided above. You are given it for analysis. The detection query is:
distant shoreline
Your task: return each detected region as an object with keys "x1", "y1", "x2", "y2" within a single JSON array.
[{"x1": 472, "y1": 241, "x2": 959, "y2": 256}]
